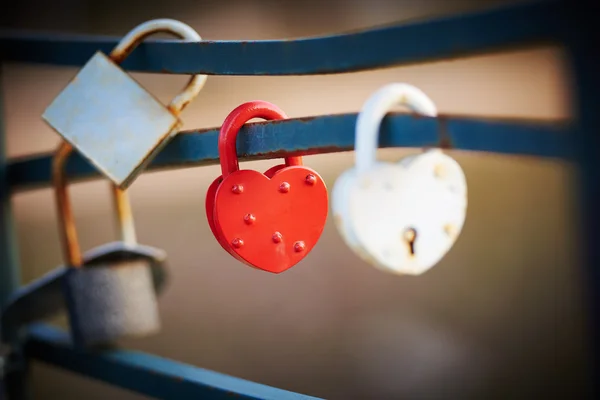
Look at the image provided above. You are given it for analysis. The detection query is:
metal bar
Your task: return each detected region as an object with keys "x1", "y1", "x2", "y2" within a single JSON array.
[
  {"x1": 1, "y1": 352, "x2": 30, "y2": 400},
  {"x1": 0, "y1": 63, "x2": 30, "y2": 400},
  {"x1": 6, "y1": 114, "x2": 572, "y2": 193},
  {"x1": 563, "y1": 0, "x2": 600, "y2": 397},
  {"x1": 0, "y1": 1, "x2": 561, "y2": 75},
  {"x1": 24, "y1": 324, "x2": 322, "y2": 400},
  {"x1": 0, "y1": 64, "x2": 20, "y2": 315}
]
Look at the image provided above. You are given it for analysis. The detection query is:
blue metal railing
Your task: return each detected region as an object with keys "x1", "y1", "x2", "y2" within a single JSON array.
[
  {"x1": 24, "y1": 324, "x2": 320, "y2": 400},
  {"x1": 0, "y1": 1, "x2": 562, "y2": 76},
  {"x1": 6, "y1": 115, "x2": 571, "y2": 192},
  {"x1": 2, "y1": 0, "x2": 597, "y2": 399}
]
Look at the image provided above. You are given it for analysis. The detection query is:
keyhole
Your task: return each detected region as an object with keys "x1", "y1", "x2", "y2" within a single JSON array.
[{"x1": 404, "y1": 228, "x2": 417, "y2": 256}]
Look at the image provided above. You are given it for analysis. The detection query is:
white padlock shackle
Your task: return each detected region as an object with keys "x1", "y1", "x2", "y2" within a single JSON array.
[
  {"x1": 53, "y1": 141, "x2": 138, "y2": 268},
  {"x1": 355, "y1": 83, "x2": 438, "y2": 175},
  {"x1": 109, "y1": 19, "x2": 208, "y2": 115}
]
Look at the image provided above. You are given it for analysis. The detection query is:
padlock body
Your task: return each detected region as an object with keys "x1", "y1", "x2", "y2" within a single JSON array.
[
  {"x1": 345, "y1": 151, "x2": 467, "y2": 275},
  {"x1": 212, "y1": 166, "x2": 328, "y2": 273},
  {"x1": 1, "y1": 243, "x2": 168, "y2": 345},
  {"x1": 42, "y1": 51, "x2": 182, "y2": 188},
  {"x1": 63, "y1": 256, "x2": 160, "y2": 347}
]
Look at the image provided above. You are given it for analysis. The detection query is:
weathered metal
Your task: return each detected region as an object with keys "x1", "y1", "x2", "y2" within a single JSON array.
[
  {"x1": 51, "y1": 141, "x2": 165, "y2": 348},
  {"x1": 0, "y1": 1, "x2": 561, "y2": 75},
  {"x1": 1, "y1": 1, "x2": 594, "y2": 399},
  {"x1": 6, "y1": 114, "x2": 573, "y2": 193},
  {"x1": 0, "y1": 242, "x2": 168, "y2": 344},
  {"x1": 331, "y1": 83, "x2": 467, "y2": 276},
  {"x1": 41, "y1": 19, "x2": 207, "y2": 190}
]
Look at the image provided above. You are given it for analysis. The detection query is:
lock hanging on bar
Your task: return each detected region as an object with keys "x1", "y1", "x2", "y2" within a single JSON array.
[
  {"x1": 42, "y1": 19, "x2": 208, "y2": 190},
  {"x1": 206, "y1": 101, "x2": 329, "y2": 274},
  {"x1": 331, "y1": 83, "x2": 468, "y2": 276},
  {"x1": 53, "y1": 141, "x2": 166, "y2": 347}
]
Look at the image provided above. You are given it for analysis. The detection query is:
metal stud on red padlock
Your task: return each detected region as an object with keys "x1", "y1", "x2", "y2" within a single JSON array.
[{"x1": 205, "y1": 101, "x2": 328, "y2": 273}]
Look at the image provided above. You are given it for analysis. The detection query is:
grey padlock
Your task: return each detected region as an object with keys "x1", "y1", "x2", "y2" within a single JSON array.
[
  {"x1": 0, "y1": 241, "x2": 168, "y2": 345},
  {"x1": 42, "y1": 19, "x2": 208, "y2": 190},
  {"x1": 53, "y1": 141, "x2": 164, "y2": 347}
]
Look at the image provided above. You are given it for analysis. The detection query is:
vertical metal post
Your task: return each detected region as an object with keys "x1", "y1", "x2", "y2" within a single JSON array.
[
  {"x1": 564, "y1": 1, "x2": 600, "y2": 398},
  {"x1": 0, "y1": 67, "x2": 30, "y2": 400},
  {"x1": 0, "y1": 68, "x2": 20, "y2": 324}
]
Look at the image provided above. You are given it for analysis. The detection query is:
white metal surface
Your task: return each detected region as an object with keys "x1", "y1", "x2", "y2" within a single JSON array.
[{"x1": 332, "y1": 83, "x2": 468, "y2": 275}]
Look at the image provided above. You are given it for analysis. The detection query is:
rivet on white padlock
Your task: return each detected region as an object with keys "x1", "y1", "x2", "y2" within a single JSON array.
[{"x1": 332, "y1": 83, "x2": 468, "y2": 276}]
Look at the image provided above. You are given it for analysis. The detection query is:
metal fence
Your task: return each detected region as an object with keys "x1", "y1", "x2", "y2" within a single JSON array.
[{"x1": 1, "y1": 0, "x2": 597, "y2": 398}]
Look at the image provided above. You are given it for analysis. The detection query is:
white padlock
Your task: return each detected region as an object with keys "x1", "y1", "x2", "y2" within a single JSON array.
[{"x1": 332, "y1": 83, "x2": 468, "y2": 276}]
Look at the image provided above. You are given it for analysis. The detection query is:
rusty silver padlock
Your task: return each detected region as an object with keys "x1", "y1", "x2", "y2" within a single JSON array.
[
  {"x1": 42, "y1": 19, "x2": 208, "y2": 190},
  {"x1": 54, "y1": 141, "x2": 165, "y2": 347}
]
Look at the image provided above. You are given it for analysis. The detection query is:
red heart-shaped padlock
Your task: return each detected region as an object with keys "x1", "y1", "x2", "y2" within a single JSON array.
[
  {"x1": 206, "y1": 101, "x2": 328, "y2": 273},
  {"x1": 204, "y1": 104, "x2": 303, "y2": 264}
]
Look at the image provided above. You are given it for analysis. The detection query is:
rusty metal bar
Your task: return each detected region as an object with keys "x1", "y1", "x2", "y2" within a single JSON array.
[
  {"x1": 0, "y1": 1, "x2": 562, "y2": 75},
  {"x1": 52, "y1": 141, "x2": 83, "y2": 268},
  {"x1": 111, "y1": 185, "x2": 137, "y2": 246},
  {"x1": 0, "y1": 1, "x2": 586, "y2": 398},
  {"x1": 6, "y1": 114, "x2": 572, "y2": 193}
]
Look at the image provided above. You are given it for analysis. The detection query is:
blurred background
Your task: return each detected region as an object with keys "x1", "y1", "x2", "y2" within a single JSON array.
[{"x1": 0, "y1": 0, "x2": 590, "y2": 398}]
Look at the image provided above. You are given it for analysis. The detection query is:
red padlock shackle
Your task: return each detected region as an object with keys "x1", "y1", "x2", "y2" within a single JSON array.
[{"x1": 219, "y1": 101, "x2": 303, "y2": 178}]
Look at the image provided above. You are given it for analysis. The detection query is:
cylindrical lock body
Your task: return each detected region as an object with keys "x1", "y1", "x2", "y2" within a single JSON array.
[{"x1": 63, "y1": 258, "x2": 159, "y2": 347}]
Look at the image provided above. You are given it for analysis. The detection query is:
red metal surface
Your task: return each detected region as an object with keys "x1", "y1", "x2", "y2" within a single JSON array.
[
  {"x1": 206, "y1": 101, "x2": 328, "y2": 273},
  {"x1": 214, "y1": 166, "x2": 328, "y2": 273},
  {"x1": 205, "y1": 101, "x2": 302, "y2": 262},
  {"x1": 218, "y1": 101, "x2": 303, "y2": 176},
  {"x1": 205, "y1": 164, "x2": 286, "y2": 263}
]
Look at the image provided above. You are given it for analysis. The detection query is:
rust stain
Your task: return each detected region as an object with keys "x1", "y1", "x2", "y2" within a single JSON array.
[
  {"x1": 120, "y1": 120, "x2": 183, "y2": 189},
  {"x1": 53, "y1": 141, "x2": 84, "y2": 268},
  {"x1": 333, "y1": 214, "x2": 344, "y2": 230},
  {"x1": 111, "y1": 184, "x2": 137, "y2": 245},
  {"x1": 110, "y1": 53, "x2": 127, "y2": 64},
  {"x1": 434, "y1": 163, "x2": 447, "y2": 179},
  {"x1": 245, "y1": 145, "x2": 351, "y2": 161},
  {"x1": 293, "y1": 115, "x2": 320, "y2": 123},
  {"x1": 437, "y1": 115, "x2": 453, "y2": 150},
  {"x1": 444, "y1": 223, "x2": 458, "y2": 240},
  {"x1": 403, "y1": 227, "x2": 417, "y2": 259}
]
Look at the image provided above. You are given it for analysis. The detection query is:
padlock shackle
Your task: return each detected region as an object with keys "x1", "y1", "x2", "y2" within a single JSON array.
[
  {"x1": 355, "y1": 83, "x2": 438, "y2": 175},
  {"x1": 218, "y1": 101, "x2": 303, "y2": 179},
  {"x1": 53, "y1": 141, "x2": 138, "y2": 268},
  {"x1": 109, "y1": 19, "x2": 207, "y2": 115}
]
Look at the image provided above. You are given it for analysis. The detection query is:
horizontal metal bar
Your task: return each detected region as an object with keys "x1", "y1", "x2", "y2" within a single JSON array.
[
  {"x1": 24, "y1": 324, "x2": 321, "y2": 400},
  {"x1": 0, "y1": 1, "x2": 562, "y2": 75},
  {"x1": 7, "y1": 114, "x2": 572, "y2": 193}
]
